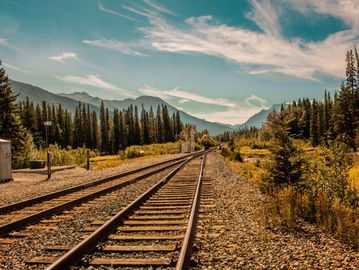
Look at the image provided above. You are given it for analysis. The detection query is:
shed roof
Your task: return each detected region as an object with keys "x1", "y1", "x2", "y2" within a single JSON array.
[{"x1": 0, "y1": 139, "x2": 11, "y2": 143}]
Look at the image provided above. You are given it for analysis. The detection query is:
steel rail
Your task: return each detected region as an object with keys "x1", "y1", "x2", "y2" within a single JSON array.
[
  {"x1": 45, "y1": 152, "x2": 203, "y2": 270},
  {"x1": 175, "y1": 151, "x2": 207, "y2": 270},
  {"x1": 0, "y1": 153, "x2": 193, "y2": 215},
  {"x1": 0, "y1": 153, "x2": 203, "y2": 238}
]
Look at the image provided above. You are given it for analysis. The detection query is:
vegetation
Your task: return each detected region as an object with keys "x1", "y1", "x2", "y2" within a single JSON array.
[
  {"x1": 0, "y1": 61, "x2": 27, "y2": 168},
  {"x1": 218, "y1": 47, "x2": 359, "y2": 249},
  {"x1": 90, "y1": 142, "x2": 181, "y2": 170},
  {"x1": 19, "y1": 98, "x2": 183, "y2": 156}
]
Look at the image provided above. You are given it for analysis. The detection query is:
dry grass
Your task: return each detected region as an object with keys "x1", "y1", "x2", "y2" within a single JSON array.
[
  {"x1": 90, "y1": 154, "x2": 174, "y2": 170},
  {"x1": 349, "y1": 153, "x2": 359, "y2": 190},
  {"x1": 239, "y1": 146, "x2": 271, "y2": 157},
  {"x1": 228, "y1": 159, "x2": 266, "y2": 182}
]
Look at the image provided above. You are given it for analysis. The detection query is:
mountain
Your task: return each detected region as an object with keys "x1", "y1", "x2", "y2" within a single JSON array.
[
  {"x1": 237, "y1": 104, "x2": 282, "y2": 129},
  {"x1": 11, "y1": 80, "x2": 233, "y2": 135},
  {"x1": 61, "y1": 92, "x2": 234, "y2": 135},
  {"x1": 11, "y1": 81, "x2": 99, "y2": 113}
]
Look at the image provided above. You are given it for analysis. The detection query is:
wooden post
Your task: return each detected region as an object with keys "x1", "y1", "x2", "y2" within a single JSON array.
[
  {"x1": 47, "y1": 152, "x2": 51, "y2": 180},
  {"x1": 86, "y1": 149, "x2": 90, "y2": 171}
]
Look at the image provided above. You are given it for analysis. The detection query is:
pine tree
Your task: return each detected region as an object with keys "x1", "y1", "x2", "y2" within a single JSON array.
[
  {"x1": 100, "y1": 101, "x2": 108, "y2": 153},
  {"x1": 162, "y1": 104, "x2": 172, "y2": 142},
  {"x1": 134, "y1": 106, "x2": 140, "y2": 145},
  {"x1": 113, "y1": 109, "x2": 120, "y2": 154},
  {"x1": 91, "y1": 111, "x2": 98, "y2": 149},
  {"x1": 310, "y1": 99, "x2": 319, "y2": 146},
  {"x1": 0, "y1": 62, "x2": 25, "y2": 166},
  {"x1": 156, "y1": 105, "x2": 163, "y2": 143}
]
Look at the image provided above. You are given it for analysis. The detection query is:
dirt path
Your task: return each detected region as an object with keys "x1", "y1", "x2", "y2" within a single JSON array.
[{"x1": 192, "y1": 151, "x2": 359, "y2": 270}]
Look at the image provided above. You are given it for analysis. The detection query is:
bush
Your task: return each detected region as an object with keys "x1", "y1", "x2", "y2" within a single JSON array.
[{"x1": 220, "y1": 147, "x2": 243, "y2": 162}]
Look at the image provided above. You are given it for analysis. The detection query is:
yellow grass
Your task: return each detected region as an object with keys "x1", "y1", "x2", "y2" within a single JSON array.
[
  {"x1": 239, "y1": 146, "x2": 271, "y2": 157},
  {"x1": 349, "y1": 154, "x2": 359, "y2": 190},
  {"x1": 228, "y1": 159, "x2": 265, "y2": 182},
  {"x1": 89, "y1": 142, "x2": 181, "y2": 170},
  {"x1": 90, "y1": 154, "x2": 174, "y2": 170}
]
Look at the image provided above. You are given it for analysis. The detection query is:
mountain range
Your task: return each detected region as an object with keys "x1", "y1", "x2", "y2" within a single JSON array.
[{"x1": 11, "y1": 80, "x2": 279, "y2": 135}]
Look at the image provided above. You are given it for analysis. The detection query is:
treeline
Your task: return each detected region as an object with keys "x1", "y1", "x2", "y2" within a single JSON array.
[
  {"x1": 263, "y1": 48, "x2": 359, "y2": 150},
  {"x1": 18, "y1": 98, "x2": 183, "y2": 155}
]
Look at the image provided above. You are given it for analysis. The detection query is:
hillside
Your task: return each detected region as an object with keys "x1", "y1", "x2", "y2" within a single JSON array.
[
  {"x1": 237, "y1": 104, "x2": 282, "y2": 129},
  {"x1": 11, "y1": 80, "x2": 234, "y2": 135},
  {"x1": 11, "y1": 81, "x2": 99, "y2": 113}
]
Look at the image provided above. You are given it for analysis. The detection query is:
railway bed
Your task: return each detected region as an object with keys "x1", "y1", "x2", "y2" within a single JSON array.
[
  {"x1": 0, "y1": 153, "x2": 197, "y2": 237},
  {"x1": 23, "y1": 151, "x2": 212, "y2": 269}
]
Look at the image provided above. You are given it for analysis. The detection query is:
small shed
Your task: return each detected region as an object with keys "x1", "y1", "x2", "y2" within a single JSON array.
[{"x1": 0, "y1": 139, "x2": 12, "y2": 182}]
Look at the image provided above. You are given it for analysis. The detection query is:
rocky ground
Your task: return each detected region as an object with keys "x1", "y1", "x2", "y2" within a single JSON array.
[
  {"x1": 192, "y1": 151, "x2": 359, "y2": 270},
  {"x1": 0, "y1": 154, "x2": 184, "y2": 207}
]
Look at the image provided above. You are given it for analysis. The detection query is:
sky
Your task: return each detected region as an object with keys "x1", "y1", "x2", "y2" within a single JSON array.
[{"x1": 0, "y1": 0, "x2": 358, "y2": 125}]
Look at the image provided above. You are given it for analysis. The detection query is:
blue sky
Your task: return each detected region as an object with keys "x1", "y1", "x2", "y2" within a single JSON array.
[{"x1": 0, "y1": 0, "x2": 358, "y2": 125}]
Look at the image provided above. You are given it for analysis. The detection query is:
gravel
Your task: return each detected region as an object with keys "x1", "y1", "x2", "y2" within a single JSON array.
[
  {"x1": 191, "y1": 151, "x2": 359, "y2": 270},
  {"x1": 0, "y1": 154, "x2": 185, "y2": 207},
  {"x1": 0, "y1": 166, "x2": 176, "y2": 270}
]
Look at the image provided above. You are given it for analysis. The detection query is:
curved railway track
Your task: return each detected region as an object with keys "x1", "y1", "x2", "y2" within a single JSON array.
[
  {"x1": 0, "y1": 153, "x2": 199, "y2": 238},
  {"x1": 24, "y1": 151, "x2": 210, "y2": 270}
]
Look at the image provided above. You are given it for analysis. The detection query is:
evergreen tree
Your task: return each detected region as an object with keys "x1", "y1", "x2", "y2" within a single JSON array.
[
  {"x1": 156, "y1": 105, "x2": 163, "y2": 143},
  {"x1": 113, "y1": 109, "x2": 120, "y2": 154},
  {"x1": 0, "y1": 62, "x2": 25, "y2": 166},
  {"x1": 91, "y1": 111, "x2": 98, "y2": 149},
  {"x1": 162, "y1": 104, "x2": 172, "y2": 142},
  {"x1": 100, "y1": 101, "x2": 108, "y2": 153},
  {"x1": 310, "y1": 99, "x2": 319, "y2": 146}
]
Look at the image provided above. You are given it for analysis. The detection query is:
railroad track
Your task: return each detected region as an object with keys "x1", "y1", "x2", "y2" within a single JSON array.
[
  {"x1": 0, "y1": 153, "x2": 200, "y2": 238},
  {"x1": 25, "y1": 151, "x2": 210, "y2": 269}
]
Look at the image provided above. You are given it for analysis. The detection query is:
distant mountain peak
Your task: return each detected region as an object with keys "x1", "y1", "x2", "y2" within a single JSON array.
[{"x1": 12, "y1": 80, "x2": 235, "y2": 135}]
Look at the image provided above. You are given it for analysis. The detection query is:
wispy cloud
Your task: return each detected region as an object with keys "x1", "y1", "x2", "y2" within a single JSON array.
[
  {"x1": 83, "y1": 39, "x2": 147, "y2": 57},
  {"x1": 247, "y1": 0, "x2": 281, "y2": 37},
  {"x1": 97, "y1": 1, "x2": 136, "y2": 21},
  {"x1": 140, "y1": 84, "x2": 270, "y2": 125},
  {"x1": 3, "y1": 62, "x2": 32, "y2": 74},
  {"x1": 121, "y1": 0, "x2": 359, "y2": 81},
  {"x1": 143, "y1": 0, "x2": 175, "y2": 15},
  {"x1": 139, "y1": 84, "x2": 236, "y2": 108},
  {"x1": 49, "y1": 52, "x2": 78, "y2": 63},
  {"x1": 56, "y1": 74, "x2": 134, "y2": 97},
  {"x1": 192, "y1": 107, "x2": 263, "y2": 125},
  {"x1": 286, "y1": 0, "x2": 359, "y2": 29}
]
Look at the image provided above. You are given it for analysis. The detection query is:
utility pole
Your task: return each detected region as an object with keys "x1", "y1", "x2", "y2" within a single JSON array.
[{"x1": 44, "y1": 121, "x2": 52, "y2": 180}]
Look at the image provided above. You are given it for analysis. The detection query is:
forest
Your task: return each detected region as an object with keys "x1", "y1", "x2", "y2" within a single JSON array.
[
  {"x1": 0, "y1": 62, "x2": 183, "y2": 168},
  {"x1": 217, "y1": 47, "x2": 359, "y2": 249}
]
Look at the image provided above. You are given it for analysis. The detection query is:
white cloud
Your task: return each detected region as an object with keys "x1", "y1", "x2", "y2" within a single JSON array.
[
  {"x1": 49, "y1": 52, "x2": 78, "y2": 63},
  {"x1": 139, "y1": 84, "x2": 267, "y2": 125},
  {"x1": 179, "y1": 99, "x2": 190, "y2": 104},
  {"x1": 143, "y1": 0, "x2": 175, "y2": 15},
  {"x1": 246, "y1": 0, "x2": 281, "y2": 37},
  {"x1": 98, "y1": 1, "x2": 136, "y2": 21},
  {"x1": 83, "y1": 39, "x2": 147, "y2": 57},
  {"x1": 286, "y1": 0, "x2": 359, "y2": 29},
  {"x1": 3, "y1": 63, "x2": 31, "y2": 74},
  {"x1": 244, "y1": 94, "x2": 268, "y2": 108},
  {"x1": 139, "y1": 84, "x2": 236, "y2": 108},
  {"x1": 122, "y1": 1, "x2": 359, "y2": 81},
  {"x1": 56, "y1": 74, "x2": 134, "y2": 97},
  {"x1": 192, "y1": 107, "x2": 264, "y2": 125}
]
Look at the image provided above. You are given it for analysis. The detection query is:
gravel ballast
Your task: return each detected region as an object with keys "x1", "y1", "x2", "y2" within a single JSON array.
[
  {"x1": 0, "y1": 165, "x2": 178, "y2": 270},
  {"x1": 192, "y1": 151, "x2": 359, "y2": 270}
]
